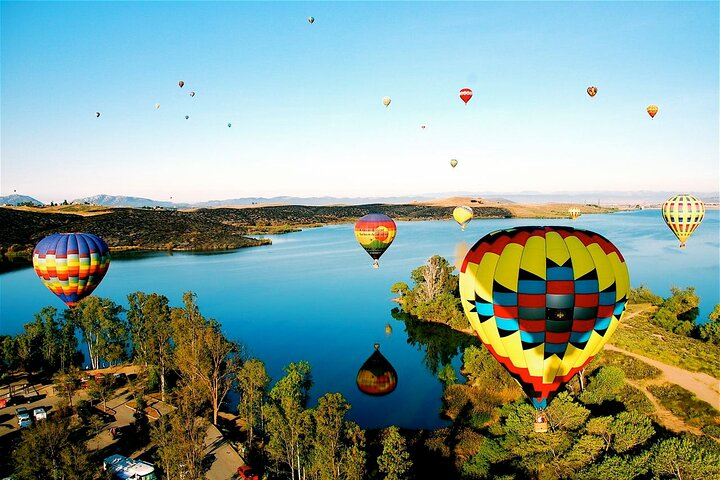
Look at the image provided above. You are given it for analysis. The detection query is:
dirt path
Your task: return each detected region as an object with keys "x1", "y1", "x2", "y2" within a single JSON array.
[{"x1": 605, "y1": 344, "x2": 720, "y2": 410}]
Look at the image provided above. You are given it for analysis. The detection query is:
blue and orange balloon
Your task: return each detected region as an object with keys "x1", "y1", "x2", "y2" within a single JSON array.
[
  {"x1": 354, "y1": 213, "x2": 396, "y2": 268},
  {"x1": 33, "y1": 233, "x2": 111, "y2": 308},
  {"x1": 459, "y1": 226, "x2": 629, "y2": 412}
]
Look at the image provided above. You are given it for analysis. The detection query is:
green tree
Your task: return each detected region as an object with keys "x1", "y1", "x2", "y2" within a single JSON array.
[
  {"x1": 576, "y1": 451, "x2": 651, "y2": 480},
  {"x1": 627, "y1": 284, "x2": 663, "y2": 305},
  {"x1": 72, "y1": 296, "x2": 127, "y2": 370},
  {"x1": 339, "y1": 422, "x2": 366, "y2": 480},
  {"x1": 651, "y1": 435, "x2": 720, "y2": 479},
  {"x1": 13, "y1": 417, "x2": 96, "y2": 480},
  {"x1": 309, "y1": 392, "x2": 351, "y2": 480},
  {"x1": 52, "y1": 369, "x2": 80, "y2": 408},
  {"x1": 652, "y1": 287, "x2": 701, "y2": 336},
  {"x1": 586, "y1": 411, "x2": 654, "y2": 453},
  {"x1": 390, "y1": 282, "x2": 409, "y2": 296},
  {"x1": 152, "y1": 389, "x2": 209, "y2": 480},
  {"x1": 579, "y1": 366, "x2": 625, "y2": 405},
  {"x1": 237, "y1": 357, "x2": 271, "y2": 450},
  {"x1": 438, "y1": 363, "x2": 458, "y2": 389},
  {"x1": 172, "y1": 292, "x2": 243, "y2": 425},
  {"x1": 699, "y1": 304, "x2": 720, "y2": 344},
  {"x1": 87, "y1": 375, "x2": 114, "y2": 412},
  {"x1": 547, "y1": 392, "x2": 591, "y2": 431},
  {"x1": 265, "y1": 361, "x2": 313, "y2": 480},
  {"x1": 127, "y1": 291, "x2": 173, "y2": 400},
  {"x1": 377, "y1": 426, "x2": 412, "y2": 480}
]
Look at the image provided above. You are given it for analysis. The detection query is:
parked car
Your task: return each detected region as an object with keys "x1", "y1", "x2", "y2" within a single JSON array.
[
  {"x1": 16, "y1": 407, "x2": 31, "y2": 428},
  {"x1": 237, "y1": 465, "x2": 259, "y2": 480},
  {"x1": 33, "y1": 407, "x2": 47, "y2": 421}
]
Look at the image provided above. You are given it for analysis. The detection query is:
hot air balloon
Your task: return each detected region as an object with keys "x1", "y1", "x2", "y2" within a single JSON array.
[
  {"x1": 453, "y1": 206, "x2": 473, "y2": 231},
  {"x1": 382, "y1": 96, "x2": 392, "y2": 108},
  {"x1": 647, "y1": 105, "x2": 658, "y2": 119},
  {"x1": 190, "y1": 91, "x2": 195, "y2": 97},
  {"x1": 354, "y1": 213, "x2": 397, "y2": 268},
  {"x1": 450, "y1": 159, "x2": 458, "y2": 168},
  {"x1": 568, "y1": 208, "x2": 581, "y2": 220},
  {"x1": 154, "y1": 103, "x2": 160, "y2": 109},
  {"x1": 33, "y1": 233, "x2": 111, "y2": 308},
  {"x1": 661, "y1": 194, "x2": 704, "y2": 248},
  {"x1": 228, "y1": 123, "x2": 232, "y2": 128},
  {"x1": 356, "y1": 344, "x2": 398, "y2": 396},
  {"x1": 421, "y1": 124, "x2": 427, "y2": 129},
  {"x1": 178, "y1": 80, "x2": 184, "y2": 88},
  {"x1": 384, "y1": 323, "x2": 393, "y2": 336},
  {"x1": 459, "y1": 88, "x2": 473, "y2": 105},
  {"x1": 308, "y1": 16, "x2": 314, "y2": 24},
  {"x1": 459, "y1": 226, "x2": 629, "y2": 430},
  {"x1": 587, "y1": 86, "x2": 597, "y2": 97},
  {"x1": 95, "y1": 112, "x2": 100, "y2": 118}
]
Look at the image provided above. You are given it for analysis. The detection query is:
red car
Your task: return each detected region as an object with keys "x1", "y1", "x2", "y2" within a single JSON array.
[{"x1": 237, "y1": 465, "x2": 259, "y2": 480}]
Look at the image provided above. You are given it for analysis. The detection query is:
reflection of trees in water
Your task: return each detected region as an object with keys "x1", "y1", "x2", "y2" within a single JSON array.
[{"x1": 390, "y1": 307, "x2": 479, "y2": 375}]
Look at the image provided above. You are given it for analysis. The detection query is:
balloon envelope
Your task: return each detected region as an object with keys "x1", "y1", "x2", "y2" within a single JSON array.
[
  {"x1": 647, "y1": 105, "x2": 658, "y2": 118},
  {"x1": 459, "y1": 88, "x2": 473, "y2": 104},
  {"x1": 190, "y1": 91, "x2": 195, "y2": 97},
  {"x1": 568, "y1": 208, "x2": 581, "y2": 220},
  {"x1": 453, "y1": 206, "x2": 473, "y2": 230},
  {"x1": 587, "y1": 86, "x2": 597, "y2": 97},
  {"x1": 154, "y1": 103, "x2": 160, "y2": 109},
  {"x1": 178, "y1": 80, "x2": 184, "y2": 88},
  {"x1": 354, "y1": 213, "x2": 397, "y2": 267},
  {"x1": 450, "y1": 159, "x2": 458, "y2": 168},
  {"x1": 459, "y1": 226, "x2": 629, "y2": 410},
  {"x1": 308, "y1": 16, "x2": 314, "y2": 24},
  {"x1": 33, "y1": 233, "x2": 111, "y2": 308},
  {"x1": 356, "y1": 344, "x2": 397, "y2": 396},
  {"x1": 661, "y1": 194, "x2": 704, "y2": 248},
  {"x1": 382, "y1": 96, "x2": 391, "y2": 107},
  {"x1": 95, "y1": 112, "x2": 100, "y2": 118}
]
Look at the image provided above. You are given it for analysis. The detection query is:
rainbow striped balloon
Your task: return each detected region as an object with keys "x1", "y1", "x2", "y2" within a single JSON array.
[
  {"x1": 33, "y1": 233, "x2": 111, "y2": 308},
  {"x1": 354, "y1": 213, "x2": 396, "y2": 268},
  {"x1": 661, "y1": 194, "x2": 704, "y2": 248}
]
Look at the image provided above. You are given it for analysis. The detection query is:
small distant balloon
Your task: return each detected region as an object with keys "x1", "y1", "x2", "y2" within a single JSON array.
[
  {"x1": 185, "y1": 115, "x2": 189, "y2": 120},
  {"x1": 450, "y1": 159, "x2": 458, "y2": 168},
  {"x1": 228, "y1": 123, "x2": 232, "y2": 128},
  {"x1": 308, "y1": 16, "x2": 314, "y2": 24},
  {"x1": 382, "y1": 96, "x2": 391, "y2": 108},
  {"x1": 190, "y1": 91, "x2": 195, "y2": 97},
  {"x1": 154, "y1": 103, "x2": 160, "y2": 109},
  {"x1": 421, "y1": 124, "x2": 427, "y2": 129},
  {"x1": 568, "y1": 208, "x2": 581, "y2": 220},
  {"x1": 647, "y1": 105, "x2": 658, "y2": 119},
  {"x1": 95, "y1": 112, "x2": 100, "y2": 118},
  {"x1": 453, "y1": 206, "x2": 473, "y2": 230},
  {"x1": 587, "y1": 86, "x2": 598, "y2": 97},
  {"x1": 385, "y1": 323, "x2": 392, "y2": 336},
  {"x1": 459, "y1": 88, "x2": 473, "y2": 105},
  {"x1": 178, "y1": 80, "x2": 184, "y2": 88}
]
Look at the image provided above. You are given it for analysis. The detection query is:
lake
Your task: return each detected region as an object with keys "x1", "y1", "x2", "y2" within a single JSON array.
[{"x1": 1, "y1": 210, "x2": 718, "y2": 429}]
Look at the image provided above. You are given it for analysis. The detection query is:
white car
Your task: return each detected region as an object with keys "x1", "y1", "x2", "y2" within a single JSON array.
[{"x1": 33, "y1": 407, "x2": 47, "y2": 421}]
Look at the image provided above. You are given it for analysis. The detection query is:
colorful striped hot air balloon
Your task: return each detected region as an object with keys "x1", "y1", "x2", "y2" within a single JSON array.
[
  {"x1": 33, "y1": 233, "x2": 111, "y2": 308},
  {"x1": 568, "y1": 208, "x2": 581, "y2": 220},
  {"x1": 459, "y1": 226, "x2": 629, "y2": 419},
  {"x1": 647, "y1": 105, "x2": 658, "y2": 119},
  {"x1": 356, "y1": 344, "x2": 398, "y2": 396},
  {"x1": 661, "y1": 194, "x2": 704, "y2": 248},
  {"x1": 587, "y1": 86, "x2": 597, "y2": 97},
  {"x1": 453, "y1": 206, "x2": 473, "y2": 230},
  {"x1": 354, "y1": 213, "x2": 397, "y2": 268}
]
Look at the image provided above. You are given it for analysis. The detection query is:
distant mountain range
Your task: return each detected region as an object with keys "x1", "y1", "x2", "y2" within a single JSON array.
[
  {"x1": 0, "y1": 194, "x2": 43, "y2": 206},
  {"x1": 2, "y1": 191, "x2": 718, "y2": 208}
]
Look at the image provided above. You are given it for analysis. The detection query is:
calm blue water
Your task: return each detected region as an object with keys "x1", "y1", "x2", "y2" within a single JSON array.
[{"x1": 1, "y1": 210, "x2": 718, "y2": 429}]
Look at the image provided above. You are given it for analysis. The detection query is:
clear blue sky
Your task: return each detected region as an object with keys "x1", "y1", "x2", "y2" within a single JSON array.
[{"x1": 2, "y1": 1, "x2": 718, "y2": 203}]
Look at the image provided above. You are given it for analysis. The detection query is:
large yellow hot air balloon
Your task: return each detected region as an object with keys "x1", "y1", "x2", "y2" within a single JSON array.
[
  {"x1": 661, "y1": 194, "x2": 704, "y2": 248},
  {"x1": 647, "y1": 105, "x2": 658, "y2": 119},
  {"x1": 453, "y1": 206, "x2": 473, "y2": 230},
  {"x1": 459, "y1": 226, "x2": 629, "y2": 423}
]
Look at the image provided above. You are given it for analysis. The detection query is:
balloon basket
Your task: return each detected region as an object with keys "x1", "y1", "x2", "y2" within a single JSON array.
[{"x1": 534, "y1": 413, "x2": 548, "y2": 433}]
